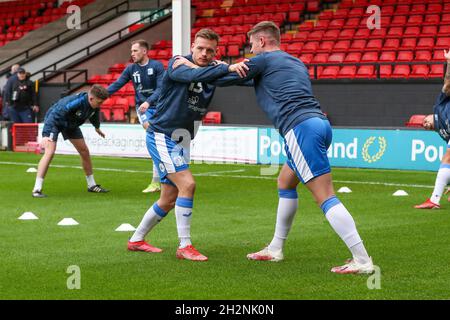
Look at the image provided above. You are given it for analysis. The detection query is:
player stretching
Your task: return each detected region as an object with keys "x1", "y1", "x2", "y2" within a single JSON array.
[
  {"x1": 127, "y1": 29, "x2": 246, "y2": 261},
  {"x1": 32, "y1": 85, "x2": 109, "y2": 197},
  {"x1": 415, "y1": 48, "x2": 450, "y2": 209},
  {"x1": 108, "y1": 39, "x2": 165, "y2": 193},
  {"x1": 178, "y1": 22, "x2": 374, "y2": 273}
]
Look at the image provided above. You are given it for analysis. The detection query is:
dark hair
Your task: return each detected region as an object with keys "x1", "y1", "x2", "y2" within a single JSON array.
[
  {"x1": 89, "y1": 84, "x2": 109, "y2": 100},
  {"x1": 131, "y1": 39, "x2": 149, "y2": 50},
  {"x1": 247, "y1": 21, "x2": 281, "y2": 45},
  {"x1": 195, "y1": 28, "x2": 220, "y2": 44}
]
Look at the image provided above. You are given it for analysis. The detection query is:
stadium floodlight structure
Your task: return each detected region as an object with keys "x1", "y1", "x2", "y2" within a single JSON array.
[{"x1": 172, "y1": 0, "x2": 191, "y2": 56}]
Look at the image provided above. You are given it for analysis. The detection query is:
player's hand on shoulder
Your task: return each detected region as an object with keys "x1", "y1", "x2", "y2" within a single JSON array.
[
  {"x1": 228, "y1": 59, "x2": 249, "y2": 78},
  {"x1": 138, "y1": 102, "x2": 150, "y2": 113},
  {"x1": 95, "y1": 128, "x2": 105, "y2": 138},
  {"x1": 173, "y1": 56, "x2": 198, "y2": 69}
]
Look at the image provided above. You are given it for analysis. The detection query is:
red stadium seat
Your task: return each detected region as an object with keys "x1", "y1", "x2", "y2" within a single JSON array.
[
  {"x1": 416, "y1": 38, "x2": 434, "y2": 50},
  {"x1": 349, "y1": 39, "x2": 366, "y2": 52},
  {"x1": 410, "y1": 65, "x2": 429, "y2": 79},
  {"x1": 308, "y1": 31, "x2": 324, "y2": 41},
  {"x1": 344, "y1": 52, "x2": 362, "y2": 63},
  {"x1": 337, "y1": 66, "x2": 357, "y2": 79},
  {"x1": 328, "y1": 53, "x2": 345, "y2": 63},
  {"x1": 415, "y1": 51, "x2": 432, "y2": 62},
  {"x1": 317, "y1": 41, "x2": 334, "y2": 53},
  {"x1": 202, "y1": 112, "x2": 221, "y2": 124},
  {"x1": 338, "y1": 29, "x2": 355, "y2": 40},
  {"x1": 383, "y1": 39, "x2": 400, "y2": 51},
  {"x1": 391, "y1": 65, "x2": 410, "y2": 78},
  {"x1": 299, "y1": 54, "x2": 313, "y2": 64},
  {"x1": 361, "y1": 52, "x2": 378, "y2": 63},
  {"x1": 319, "y1": 66, "x2": 339, "y2": 79},
  {"x1": 399, "y1": 38, "x2": 416, "y2": 51},
  {"x1": 380, "y1": 65, "x2": 393, "y2": 78},
  {"x1": 353, "y1": 28, "x2": 370, "y2": 39},
  {"x1": 286, "y1": 42, "x2": 303, "y2": 54},
  {"x1": 302, "y1": 41, "x2": 319, "y2": 53},
  {"x1": 403, "y1": 27, "x2": 420, "y2": 37},
  {"x1": 379, "y1": 51, "x2": 397, "y2": 62},
  {"x1": 423, "y1": 14, "x2": 440, "y2": 25},
  {"x1": 430, "y1": 64, "x2": 445, "y2": 78},
  {"x1": 355, "y1": 66, "x2": 376, "y2": 79},
  {"x1": 288, "y1": 11, "x2": 301, "y2": 23},
  {"x1": 312, "y1": 53, "x2": 329, "y2": 64},
  {"x1": 405, "y1": 115, "x2": 426, "y2": 127},
  {"x1": 322, "y1": 29, "x2": 340, "y2": 40},
  {"x1": 387, "y1": 27, "x2": 403, "y2": 38},
  {"x1": 366, "y1": 39, "x2": 382, "y2": 51},
  {"x1": 432, "y1": 50, "x2": 445, "y2": 61},
  {"x1": 436, "y1": 38, "x2": 450, "y2": 49},
  {"x1": 334, "y1": 40, "x2": 351, "y2": 52},
  {"x1": 227, "y1": 45, "x2": 240, "y2": 57},
  {"x1": 397, "y1": 51, "x2": 414, "y2": 62}
]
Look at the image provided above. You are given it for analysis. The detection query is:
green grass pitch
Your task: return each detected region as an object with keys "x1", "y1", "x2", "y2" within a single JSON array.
[{"x1": 1, "y1": 151, "x2": 450, "y2": 300}]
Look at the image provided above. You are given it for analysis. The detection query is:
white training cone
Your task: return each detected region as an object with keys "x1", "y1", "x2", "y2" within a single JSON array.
[
  {"x1": 338, "y1": 187, "x2": 352, "y2": 193},
  {"x1": 115, "y1": 223, "x2": 136, "y2": 232},
  {"x1": 57, "y1": 218, "x2": 79, "y2": 226},
  {"x1": 26, "y1": 168, "x2": 37, "y2": 173},
  {"x1": 393, "y1": 190, "x2": 409, "y2": 196},
  {"x1": 18, "y1": 212, "x2": 38, "y2": 220}
]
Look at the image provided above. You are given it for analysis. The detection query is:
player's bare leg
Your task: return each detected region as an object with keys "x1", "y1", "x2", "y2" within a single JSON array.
[
  {"x1": 306, "y1": 173, "x2": 373, "y2": 274},
  {"x1": 32, "y1": 138, "x2": 56, "y2": 197},
  {"x1": 415, "y1": 148, "x2": 450, "y2": 209},
  {"x1": 128, "y1": 183, "x2": 177, "y2": 253},
  {"x1": 71, "y1": 138, "x2": 108, "y2": 193},
  {"x1": 168, "y1": 170, "x2": 207, "y2": 261},
  {"x1": 248, "y1": 164, "x2": 299, "y2": 262},
  {"x1": 142, "y1": 121, "x2": 161, "y2": 193}
]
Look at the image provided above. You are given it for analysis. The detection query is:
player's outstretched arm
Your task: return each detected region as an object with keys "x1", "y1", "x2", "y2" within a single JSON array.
[
  {"x1": 107, "y1": 67, "x2": 131, "y2": 96},
  {"x1": 168, "y1": 57, "x2": 229, "y2": 83}
]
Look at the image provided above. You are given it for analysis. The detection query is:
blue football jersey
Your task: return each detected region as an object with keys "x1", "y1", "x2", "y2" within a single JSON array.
[
  {"x1": 45, "y1": 92, "x2": 100, "y2": 129},
  {"x1": 433, "y1": 91, "x2": 450, "y2": 142},
  {"x1": 107, "y1": 59, "x2": 165, "y2": 106},
  {"x1": 213, "y1": 50, "x2": 326, "y2": 137},
  {"x1": 149, "y1": 54, "x2": 230, "y2": 138}
]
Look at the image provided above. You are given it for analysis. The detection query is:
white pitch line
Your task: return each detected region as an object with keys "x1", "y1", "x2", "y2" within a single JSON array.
[
  {"x1": 0, "y1": 161, "x2": 244, "y2": 176},
  {"x1": 0, "y1": 161, "x2": 434, "y2": 189}
]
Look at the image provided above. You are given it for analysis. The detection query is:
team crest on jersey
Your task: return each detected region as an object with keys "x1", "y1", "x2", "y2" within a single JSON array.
[
  {"x1": 75, "y1": 110, "x2": 82, "y2": 117},
  {"x1": 173, "y1": 156, "x2": 185, "y2": 167},
  {"x1": 148, "y1": 68, "x2": 154, "y2": 75}
]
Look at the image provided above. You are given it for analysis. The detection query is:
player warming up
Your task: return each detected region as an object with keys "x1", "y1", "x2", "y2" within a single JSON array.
[
  {"x1": 127, "y1": 29, "x2": 246, "y2": 261},
  {"x1": 414, "y1": 48, "x2": 450, "y2": 209},
  {"x1": 177, "y1": 22, "x2": 375, "y2": 273},
  {"x1": 32, "y1": 85, "x2": 110, "y2": 198},
  {"x1": 108, "y1": 39, "x2": 165, "y2": 193}
]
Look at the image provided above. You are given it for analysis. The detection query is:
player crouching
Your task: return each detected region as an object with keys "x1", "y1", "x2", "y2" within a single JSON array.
[{"x1": 32, "y1": 85, "x2": 110, "y2": 197}]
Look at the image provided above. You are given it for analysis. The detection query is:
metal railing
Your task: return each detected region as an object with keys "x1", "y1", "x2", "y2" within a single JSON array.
[
  {"x1": 0, "y1": 0, "x2": 131, "y2": 75},
  {"x1": 43, "y1": 69, "x2": 88, "y2": 91},
  {"x1": 306, "y1": 61, "x2": 447, "y2": 79},
  {"x1": 33, "y1": 4, "x2": 171, "y2": 83}
]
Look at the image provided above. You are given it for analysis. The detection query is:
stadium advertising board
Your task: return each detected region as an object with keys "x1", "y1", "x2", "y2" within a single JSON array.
[
  {"x1": 39, "y1": 124, "x2": 446, "y2": 171},
  {"x1": 258, "y1": 127, "x2": 447, "y2": 171}
]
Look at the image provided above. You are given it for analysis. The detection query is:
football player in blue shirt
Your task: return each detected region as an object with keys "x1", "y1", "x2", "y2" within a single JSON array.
[
  {"x1": 176, "y1": 21, "x2": 374, "y2": 273},
  {"x1": 415, "y1": 48, "x2": 450, "y2": 209},
  {"x1": 127, "y1": 29, "x2": 247, "y2": 261},
  {"x1": 108, "y1": 39, "x2": 165, "y2": 193},
  {"x1": 32, "y1": 85, "x2": 110, "y2": 197}
]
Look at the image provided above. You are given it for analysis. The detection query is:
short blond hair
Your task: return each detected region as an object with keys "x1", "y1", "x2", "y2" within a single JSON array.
[
  {"x1": 89, "y1": 84, "x2": 109, "y2": 100},
  {"x1": 131, "y1": 39, "x2": 149, "y2": 50},
  {"x1": 195, "y1": 28, "x2": 220, "y2": 44},
  {"x1": 247, "y1": 21, "x2": 280, "y2": 46}
]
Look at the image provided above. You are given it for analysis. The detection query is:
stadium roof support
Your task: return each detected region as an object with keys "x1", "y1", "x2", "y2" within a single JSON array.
[{"x1": 172, "y1": 0, "x2": 191, "y2": 56}]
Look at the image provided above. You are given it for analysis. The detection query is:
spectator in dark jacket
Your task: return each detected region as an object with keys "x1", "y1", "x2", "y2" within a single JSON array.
[
  {"x1": 7, "y1": 67, "x2": 39, "y2": 123},
  {"x1": 1, "y1": 64, "x2": 20, "y2": 120}
]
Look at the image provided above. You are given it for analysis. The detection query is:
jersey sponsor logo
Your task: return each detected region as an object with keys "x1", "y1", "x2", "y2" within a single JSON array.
[
  {"x1": 75, "y1": 110, "x2": 82, "y2": 117},
  {"x1": 132, "y1": 71, "x2": 141, "y2": 84},
  {"x1": 159, "y1": 163, "x2": 166, "y2": 173},
  {"x1": 148, "y1": 68, "x2": 154, "y2": 75},
  {"x1": 187, "y1": 95, "x2": 199, "y2": 105}
]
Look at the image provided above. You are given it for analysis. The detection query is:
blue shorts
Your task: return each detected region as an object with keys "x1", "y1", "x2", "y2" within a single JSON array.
[
  {"x1": 137, "y1": 107, "x2": 156, "y2": 125},
  {"x1": 42, "y1": 122, "x2": 83, "y2": 141},
  {"x1": 146, "y1": 131, "x2": 189, "y2": 185},
  {"x1": 284, "y1": 117, "x2": 332, "y2": 184}
]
